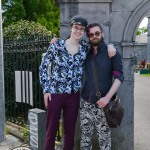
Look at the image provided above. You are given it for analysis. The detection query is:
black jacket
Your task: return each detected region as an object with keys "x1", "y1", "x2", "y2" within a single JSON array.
[{"x1": 81, "y1": 42, "x2": 124, "y2": 104}]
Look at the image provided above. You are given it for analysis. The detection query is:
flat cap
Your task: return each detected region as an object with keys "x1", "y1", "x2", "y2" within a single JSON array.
[{"x1": 70, "y1": 15, "x2": 88, "y2": 27}]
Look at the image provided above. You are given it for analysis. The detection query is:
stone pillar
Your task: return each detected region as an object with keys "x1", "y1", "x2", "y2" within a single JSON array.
[
  {"x1": 147, "y1": 15, "x2": 150, "y2": 62},
  {"x1": 28, "y1": 108, "x2": 46, "y2": 150},
  {"x1": 60, "y1": 0, "x2": 134, "y2": 150},
  {"x1": 0, "y1": 0, "x2": 5, "y2": 142}
]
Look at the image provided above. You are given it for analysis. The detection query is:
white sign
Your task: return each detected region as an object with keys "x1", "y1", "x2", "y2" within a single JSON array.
[{"x1": 15, "y1": 71, "x2": 33, "y2": 106}]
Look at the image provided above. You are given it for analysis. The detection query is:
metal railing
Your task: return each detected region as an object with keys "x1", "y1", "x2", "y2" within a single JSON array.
[{"x1": 3, "y1": 34, "x2": 62, "y2": 142}]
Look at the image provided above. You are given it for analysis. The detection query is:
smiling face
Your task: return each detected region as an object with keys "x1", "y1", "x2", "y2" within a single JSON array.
[{"x1": 70, "y1": 24, "x2": 85, "y2": 40}]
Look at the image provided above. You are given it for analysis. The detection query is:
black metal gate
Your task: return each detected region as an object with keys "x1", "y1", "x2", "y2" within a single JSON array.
[{"x1": 3, "y1": 35, "x2": 51, "y2": 125}]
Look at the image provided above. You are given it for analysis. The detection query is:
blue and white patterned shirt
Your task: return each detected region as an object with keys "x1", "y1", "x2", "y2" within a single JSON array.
[{"x1": 39, "y1": 39, "x2": 88, "y2": 94}]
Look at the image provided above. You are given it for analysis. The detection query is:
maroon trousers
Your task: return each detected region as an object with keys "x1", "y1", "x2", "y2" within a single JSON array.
[{"x1": 44, "y1": 92, "x2": 80, "y2": 150}]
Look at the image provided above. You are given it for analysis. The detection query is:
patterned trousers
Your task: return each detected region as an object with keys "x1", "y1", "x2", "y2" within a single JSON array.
[{"x1": 80, "y1": 99, "x2": 111, "y2": 150}]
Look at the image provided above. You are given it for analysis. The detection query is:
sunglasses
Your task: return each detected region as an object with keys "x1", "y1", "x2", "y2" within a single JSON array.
[{"x1": 88, "y1": 31, "x2": 101, "y2": 38}]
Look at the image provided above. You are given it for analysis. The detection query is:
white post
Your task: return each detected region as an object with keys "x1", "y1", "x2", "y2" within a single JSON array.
[{"x1": 0, "y1": 0, "x2": 5, "y2": 142}]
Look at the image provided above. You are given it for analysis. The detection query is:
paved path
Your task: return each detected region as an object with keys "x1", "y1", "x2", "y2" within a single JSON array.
[
  {"x1": 0, "y1": 135, "x2": 23, "y2": 150},
  {"x1": 134, "y1": 73, "x2": 150, "y2": 150}
]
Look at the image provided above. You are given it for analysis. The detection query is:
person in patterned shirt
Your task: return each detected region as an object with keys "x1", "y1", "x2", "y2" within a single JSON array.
[{"x1": 39, "y1": 15, "x2": 116, "y2": 150}]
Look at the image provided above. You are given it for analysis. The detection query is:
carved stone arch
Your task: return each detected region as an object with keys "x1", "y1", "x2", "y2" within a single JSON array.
[{"x1": 123, "y1": 0, "x2": 150, "y2": 43}]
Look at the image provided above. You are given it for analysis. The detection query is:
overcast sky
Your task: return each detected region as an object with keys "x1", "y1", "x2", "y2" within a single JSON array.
[{"x1": 139, "y1": 17, "x2": 148, "y2": 28}]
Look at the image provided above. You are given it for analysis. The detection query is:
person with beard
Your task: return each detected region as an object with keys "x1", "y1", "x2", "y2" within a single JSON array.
[
  {"x1": 43, "y1": 17, "x2": 116, "y2": 150},
  {"x1": 40, "y1": 15, "x2": 116, "y2": 150},
  {"x1": 80, "y1": 23, "x2": 124, "y2": 150}
]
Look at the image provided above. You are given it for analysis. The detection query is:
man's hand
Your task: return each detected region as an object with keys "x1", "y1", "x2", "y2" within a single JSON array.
[
  {"x1": 96, "y1": 96, "x2": 110, "y2": 108},
  {"x1": 44, "y1": 93, "x2": 51, "y2": 109},
  {"x1": 50, "y1": 37, "x2": 58, "y2": 45},
  {"x1": 108, "y1": 44, "x2": 116, "y2": 58}
]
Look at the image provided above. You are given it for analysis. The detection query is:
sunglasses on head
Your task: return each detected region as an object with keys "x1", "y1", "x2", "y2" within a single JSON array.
[{"x1": 88, "y1": 31, "x2": 101, "y2": 38}]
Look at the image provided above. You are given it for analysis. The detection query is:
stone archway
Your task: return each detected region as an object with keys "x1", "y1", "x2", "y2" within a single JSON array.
[
  {"x1": 122, "y1": 0, "x2": 150, "y2": 149},
  {"x1": 123, "y1": 0, "x2": 150, "y2": 43},
  {"x1": 122, "y1": 0, "x2": 150, "y2": 71}
]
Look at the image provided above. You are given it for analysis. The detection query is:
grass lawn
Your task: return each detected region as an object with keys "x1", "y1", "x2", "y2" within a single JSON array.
[{"x1": 141, "y1": 74, "x2": 150, "y2": 77}]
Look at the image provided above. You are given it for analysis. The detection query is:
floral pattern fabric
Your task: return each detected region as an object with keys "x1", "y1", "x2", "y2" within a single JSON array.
[
  {"x1": 39, "y1": 39, "x2": 88, "y2": 94},
  {"x1": 80, "y1": 99, "x2": 111, "y2": 150}
]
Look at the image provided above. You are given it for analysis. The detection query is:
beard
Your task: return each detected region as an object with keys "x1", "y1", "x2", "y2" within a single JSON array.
[{"x1": 90, "y1": 37, "x2": 103, "y2": 46}]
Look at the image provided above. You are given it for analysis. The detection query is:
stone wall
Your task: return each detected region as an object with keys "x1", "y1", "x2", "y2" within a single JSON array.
[
  {"x1": 126, "y1": 44, "x2": 147, "y2": 64},
  {"x1": 135, "y1": 45, "x2": 147, "y2": 63}
]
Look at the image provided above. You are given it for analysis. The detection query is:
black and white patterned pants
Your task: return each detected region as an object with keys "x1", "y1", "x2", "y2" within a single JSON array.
[{"x1": 80, "y1": 99, "x2": 111, "y2": 150}]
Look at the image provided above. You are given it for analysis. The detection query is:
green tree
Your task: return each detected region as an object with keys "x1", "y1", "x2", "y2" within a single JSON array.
[
  {"x1": 2, "y1": 0, "x2": 26, "y2": 27},
  {"x1": 136, "y1": 27, "x2": 148, "y2": 35},
  {"x1": 2, "y1": 0, "x2": 60, "y2": 34}
]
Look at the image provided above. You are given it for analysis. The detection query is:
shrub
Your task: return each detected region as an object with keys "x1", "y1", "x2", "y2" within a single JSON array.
[{"x1": 3, "y1": 20, "x2": 54, "y2": 38}]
